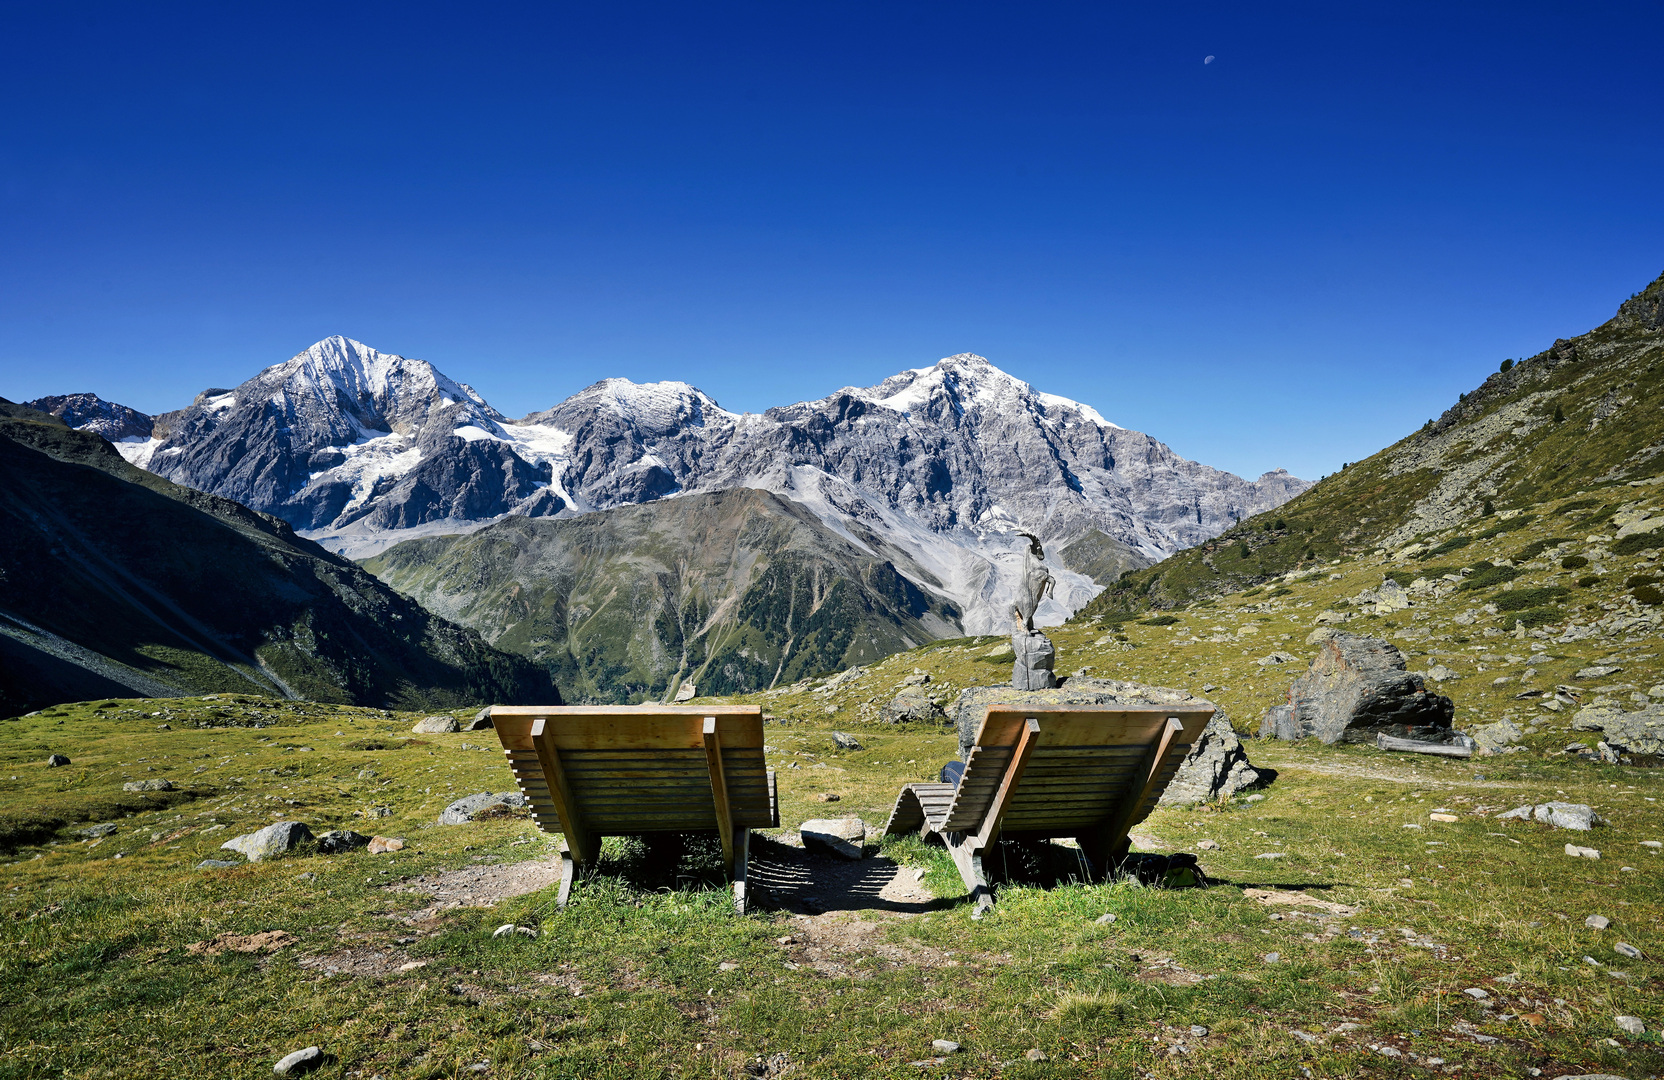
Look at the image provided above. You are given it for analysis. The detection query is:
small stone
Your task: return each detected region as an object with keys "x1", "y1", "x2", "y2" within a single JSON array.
[
  {"x1": 1094, "y1": 913, "x2": 1118, "y2": 925},
  {"x1": 123, "y1": 778, "x2": 175, "y2": 792},
  {"x1": 1643, "y1": 840, "x2": 1663, "y2": 850},
  {"x1": 1254, "y1": 852, "x2": 1286, "y2": 859},
  {"x1": 1429, "y1": 813, "x2": 1458, "y2": 822},
  {"x1": 1189, "y1": 1025, "x2": 1210, "y2": 1037},
  {"x1": 468, "y1": 1063, "x2": 489, "y2": 1073},
  {"x1": 1615, "y1": 1015, "x2": 1645, "y2": 1035},
  {"x1": 438, "y1": 792, "x2": 528, "y2": 824},
  {"x1": 156, "y1": 723, "x2": 171, "y2": 730},
  {"x1": 412, "y1": 716, "x2": 460, "y2": 734},
  {"x1": 1334, "y1": 1023, "x2": 1363, "y2": 1032},
  {"x1": 931, "y1": 1040, "x2": 960, "y2": 1054},
  {"x1": 830, "y1": 731, "x2": 862, "y2": 750},
  {"x1": 1462, "y1": 988, "x2": 1488, "y2": 1000},
  {"x1": 1197, "y1": 839, "x2": 1219, "y2": 850},
  {"x1": 1023, "y1": 1049, "x2": 1047, "y2": 1062},
  {"x1": 196, "y1": 859, "x2": 240, "y2": 869},
  {"x1": 815, "y1": 793, "x2": 841, "y2": 802},
  {"x1": 718, "y1": 961, "x2": 738, "y2": 971},
  {"x1": 492, "y1": 924, "x2": 515, "y2": 938},
  {"x1": 1376, "y1": 1046, "x2": 1402, "y2": 1058},
  {"x1": 367, "y1": 836, "x2": 405, "y2": 854},
  {"x1": 315, "y1": 829, "x2": 370, "y2": 855},
  {"x1": 45, "y1": 754, "x2": 70, "y2": 767},
  {"x1": 272, "y1": 1046, "x2": 322, "y2": 1075},
  {"x1": 1586, "y1": 914, "x2": 1611, "y2": 930},
  {"x1": 1264, "y1": 952, "x2": 1280, "y2": 963},
  {"x1": 1614, "y1": 942, "x2": 1641, "y2": 959},
  {"x1": 1565, "y1": 844, "x2": 1601, "y2": 859}
]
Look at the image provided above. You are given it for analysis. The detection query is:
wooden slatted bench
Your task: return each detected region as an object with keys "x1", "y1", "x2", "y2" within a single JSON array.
[
  {"x1": 490, "y1": 705, "x2": 779, "y2": 912},
  {"x1": 883, "y1": 705, "x2": 1213, "y2": 911}
]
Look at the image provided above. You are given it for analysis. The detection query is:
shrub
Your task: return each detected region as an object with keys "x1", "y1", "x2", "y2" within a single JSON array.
[
  {"x1": 1577, "y1": 575, "x2": 1603, "y2": 588},
  {"x1": 1241, "y1": 587, "x2": 1263, "y2": 597},
  {"x1": 1510, "y1": 606, "x2": 1562, "y2": 628},
  {"x1": 1556, "y1": 498, "x2": 1601, "y2": 515},
  {"x1": 1477, "y1": 513, "x2": 1535, "y2": 539},
  {"x1": 1500, "y1": 358, "x2": 1513, "y2": 372},
  {"x1": 1420, "y1": 536, "x2": 1472, "y2": 558},
  {"x1": 1384, "y1": 570, "x2": 1417, "y2": 588},
  {"x1": 1268, "y1": 587, "x2": 1293, "y2": 597},
  {"x1": 1561, "y1": 555, "x2": 1590, "y2": 569},
  {"x1": 1553, "y1": 404, "x2": 1566, "y2": 422},
  {"x1": 1237, "y1": 542, "x2": 1251, "y2": 559},
  {"x1": 1481, "y1": 499, "x2": 1495, "y2": 516},
  {"x1": 1636, "y1": 585, "x2": 1664, "y2": 606},
  {"x1": 1139, "y1": 615, "x2": 1179, "y2": 627},
  {"x1": 1459, "y1": 564, "x2": 1522, "y2": 591},
  {"x1": 1514, "y1": 536, "x2": 1576, "y2": 561},
  {"x1": 1274, "y1": 518, "x2": 1287, "y2": 531},
  {"x1": 1496, "y1": 586, "x2": 1571, "y2": 611},
  {"x1": 1627, "y1": 574, "x2": 1661, "y2": 588},
  {"x1": 1613, "y1": 533, "x2": 1661, "y2": 556}
]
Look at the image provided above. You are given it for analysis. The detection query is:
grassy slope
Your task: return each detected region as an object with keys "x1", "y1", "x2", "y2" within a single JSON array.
[
  {"x1": 0, "y1": 402, "x2": 559, "y2": 715},
  {"x1": 1079, "y1": 270, "x2": 1664, "y2": 619},
  {"x1": 363, "y1": 488, "x2": 962, "y2": 705}
]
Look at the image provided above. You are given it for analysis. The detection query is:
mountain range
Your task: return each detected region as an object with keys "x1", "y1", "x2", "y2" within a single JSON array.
[
  {"x1": 0, "y1": 400, "x2": 560, "y2": 715},
  {"x1": 30, "y1": 342, "x2": 1307, "y2": 642}
]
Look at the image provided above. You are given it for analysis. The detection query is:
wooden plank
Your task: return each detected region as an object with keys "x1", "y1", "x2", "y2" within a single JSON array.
[
  {"x1": 531, "y1": 717, "x2": 596, "y2": 864},
  {"x1": 968, "y1": 706, "x2": 1212, "y2": 750},
  {"x1": 1091, "y1": 716, "x2": 1185, "y2": 861},
  {"x1": 703, "y1": 716, "x2": 736, "y2": 877},
  {"x1": 972, "y1": 717, "x2": 1041, "y2": 850},
  {"x1": 489, "y1": 706, "x2": 766, "y2": 750}
]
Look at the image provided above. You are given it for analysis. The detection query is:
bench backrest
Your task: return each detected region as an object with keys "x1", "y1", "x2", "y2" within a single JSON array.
[
  {"x1": 942, "y1": 706, "x2": 1214, "y2": 837},
  {"x1": 490, "y1": 705, "x2": 776, "y2": 837}
]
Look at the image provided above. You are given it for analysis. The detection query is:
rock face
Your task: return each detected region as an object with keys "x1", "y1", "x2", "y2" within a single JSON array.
[
  {"x1": 22, "y1": 393, "x2": 153, "y2": 443},
  {"x1": 221, "y1": 821, "x2": 314, "y2": 861},
  {"x1": 1259, "y1": 634, "x2": 1455, "y2": 744},
  {"x1": 98, "y1": 338, "x2": 1307, "y2": 633},
  {"x1": 1571, "y1": 702, "x2": 1664, "y2": 758},
  {"x1": 1157, "y1": 712, "x2": 1264, "y2": 807},
  {"x1": 800, "y1": 817, "x2": 867, "y2": 860},
  {"x1": 949, "y1": 679, "x2": 1263, "y2": 804},
  {"x1": 438, "y1": 791, "x2": 528, "y2": 824}
]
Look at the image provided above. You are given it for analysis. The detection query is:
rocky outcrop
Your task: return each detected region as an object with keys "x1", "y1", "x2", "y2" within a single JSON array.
[
  {"x1": 22, "y1": 393, "x2": 153, "y2": 442},
  {"x1": 880, "y1": 688, "x2": 947, "y2": 724},
  {"x1": 948, "y1": 678, "x2": 1265, "y2": 804},
  {"x1": 1259, "y1": 633, "x2": 1455, "y2": 744}
]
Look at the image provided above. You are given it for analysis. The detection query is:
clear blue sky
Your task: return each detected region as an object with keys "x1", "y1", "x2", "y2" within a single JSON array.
[{"x1": 3, "y1": 2, "x2": 1661, "y2": 481}]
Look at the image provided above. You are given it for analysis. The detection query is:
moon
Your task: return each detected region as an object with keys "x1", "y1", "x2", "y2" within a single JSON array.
[{"x1": 1204, "y1": 55, "x2": 1215, "y2": 64}]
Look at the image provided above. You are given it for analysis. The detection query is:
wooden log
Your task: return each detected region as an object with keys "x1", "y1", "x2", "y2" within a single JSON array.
[{"x1": 1376, "y1": 733, "x2": 1474, "y2": 758}]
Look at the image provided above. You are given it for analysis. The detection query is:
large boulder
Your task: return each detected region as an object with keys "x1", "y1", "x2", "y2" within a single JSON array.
[
  {"x1": 1157, "y1": 711, "x2": 1265, "y2": 807},
  {"x1": 800, "y1": 817, "x2": 867, "y2": 859},
  {"x1": 438, "y1": 791, "x2": 528, "y2": 824},
  {"x1": 221, "y1": 821, "x2": 313, "y2": 861},
  {"x1": 880, "y1": 687, "x2": 947, "y2": 724},
  {"x1": 1571, "y1": 702, "x2": 1664, "y2": 758},
  {"x1": 412, "y1": 715, "x2": 460, "y2": 734},
  {"x1": 1259, "y1": 633, "x2": 1455, "y2": 744}
]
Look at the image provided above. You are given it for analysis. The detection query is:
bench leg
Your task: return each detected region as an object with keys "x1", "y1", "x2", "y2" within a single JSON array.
[
  {"x1": 732, "y1": 829, "x2": 750, "y2": 915},
  {"x1": 555, "y1": 844, "x2": 576, "y2": 909},
  {"x1": 945, "y1": 832, "x2": 993, "y2": 917}
]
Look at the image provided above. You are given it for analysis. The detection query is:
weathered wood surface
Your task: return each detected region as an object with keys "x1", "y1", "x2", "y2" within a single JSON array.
[{"x1": 1376, "y1": 733, "x2": 1474, "y2": 758}]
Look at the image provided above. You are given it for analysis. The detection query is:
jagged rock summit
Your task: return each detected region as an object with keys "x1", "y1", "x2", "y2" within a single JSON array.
[{"x1": 56, "y1": 338, "x2": 1309, "y2": 635}]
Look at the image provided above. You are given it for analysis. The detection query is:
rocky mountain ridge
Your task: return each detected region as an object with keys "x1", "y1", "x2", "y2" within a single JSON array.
[{"x1": 35, "y1": 341, "x2": 1308, "y2": 633}]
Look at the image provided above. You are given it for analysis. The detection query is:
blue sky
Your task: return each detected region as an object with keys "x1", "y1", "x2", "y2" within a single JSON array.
[{"x1": 2, "y1": 2, "x2": 1661, "y2": 481}]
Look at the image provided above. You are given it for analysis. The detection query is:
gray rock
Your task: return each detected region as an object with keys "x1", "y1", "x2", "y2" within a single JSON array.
[
  {"x1": 830, "y1": 731, "x2": 863, "y2": 750},
  {"x1": 1615, "y1": 942, "x2": 1642, "y2": 959},
  {"x1": 1569, "y1": 702, "x2": 1664, "y2": 756},
  {"x1": 1469, "y1": 719, "x2": 1524, "y2": 755},
  {"x1": 1023, "y1": 1049, "x2": 1047, "y2": 1062},
  {"x1": 466, "y1": 707, "x2": 495, "y2": 731},
  {"x1": 900, "y1": 672, "x2": 931, "y2": 688},
  {"x1": 1586, "y1": 914, "x2": 1611, "y2": 930},
  {"x1": 315, "y1": 829, "x2": 371, "y2": 854},
  {"x1": 1159, "y1": 711, "x2": 1265, "y2": 806},
  {"x1": 879, "y1": 688, "x2": 946, "y2": 725},
  {"x1": 1258, "y1": 633, "x2": 1455, "y2": 744},
  {"x1": 79, "y1": 823, "x2": 119, "y2": 838},
  {"x1": 1255, "y1": 651, "x2": 1300, "y2": 666},
  {"x1": 272, "y1": 1046, "x2": 323, "y2": 1075},
  {"x1": 1189, "y1": 1025, "x2": 1210, "y2": 1037},
  {"x1": 1011, "y1": 630, "x2": 1058, "y2": 690},
  {"x1": 952, "y1": 676, "x2": 1214, "y2": 762},
  {"x1": 1497, "y1": 802, "x2": 1605, "y2": 830},
  {"x1": 1462, "y1": 987, "x2": 1488, "y2": 1000},
  {"x1": 45, "y1": 754, "x2": 70, "y2": 767},
  {"x1": 438, "y1": 791, "x2": 528, "y2": 824},
  {"x1": 122, "y1": 778, "x2": 174, "y2": 792},
  {"x1": 1565, "y1": 844, "x2": 1600, "y2": 859},
  {"x1": 1094, "y1": 913, "x2": 1118, "y2": 925},
  {"x1": 412, "y1": 715, "x2": 460, "y2": 734},
  {"x1": 196, "y1": 859, "x2": 240, "y2": 869},
  {"x1": 931, "y1": 1040, "x2": 960, "y2": 1054},
  {"x1": 799, "y1": 817, "x2": 866, "y2": 860},
  {"x1": 221, "y1": 821, "x2": 314, "y2": 861},
  {"x1": 1615, "y1": 1015, "x2": 1645, "y2": 1035}
]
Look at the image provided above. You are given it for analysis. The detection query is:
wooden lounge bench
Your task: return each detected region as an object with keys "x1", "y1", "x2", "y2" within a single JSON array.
[
  {"x1": 883, "y1": 705, "x2": 1214, "y2": 911},
  {"x1": 489, "y1": 705, "x2": 779, "y2": 912}
]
